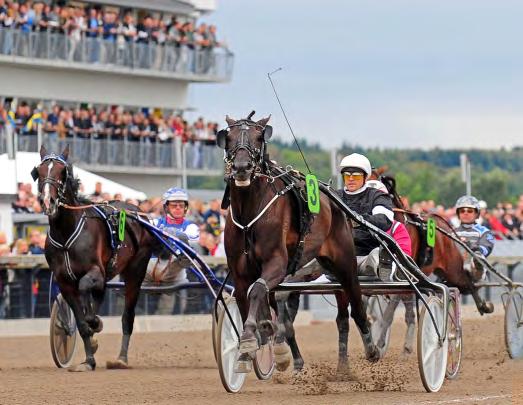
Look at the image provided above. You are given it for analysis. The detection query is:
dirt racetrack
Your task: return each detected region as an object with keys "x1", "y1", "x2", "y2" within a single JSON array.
[{"x1": 1, "y1": 314, "x2": 522, "y2": 404}]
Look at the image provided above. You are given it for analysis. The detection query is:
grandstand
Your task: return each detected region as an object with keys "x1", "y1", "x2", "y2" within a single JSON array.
[{"x1": 0, "y1": 0, "x2": 233, "y2": 194}]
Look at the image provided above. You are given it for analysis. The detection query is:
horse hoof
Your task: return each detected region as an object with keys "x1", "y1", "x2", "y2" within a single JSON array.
[
  {"x1": 92, "y1": 316, "x2": 103, "y2": 333},
  {"x1": 366, "y1": 344, "x2": 380, "y2": 363},
  {"x1": 482, "y1": 302, "x2": 494, "y2": 314},
  {"x1": 274, "y1": 342, "x2": 291, "y2": 371},
  {"x1": 106, "y1": 359, "x2": 130, "y2": 370},
  {"x1": 233, "y1": 359, "x2": 252, "y2": 373},
  {"x1": 239, "y1": 337, "x2": 259, "y2": 354},
  {"x1": 90, "y1": 337, "x2": 99, "y2": 354},
  {"x1": 68, "y1": 362, "x2": 94, "y2": 372}
]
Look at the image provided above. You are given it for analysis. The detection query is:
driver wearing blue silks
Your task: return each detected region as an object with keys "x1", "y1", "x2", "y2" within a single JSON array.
[
  {"x1": 454, "y1": 195, "x2": 495, "y2": 281},
  {"x1": 144, "y1": 187, "x2": 200, "y2": 314}
]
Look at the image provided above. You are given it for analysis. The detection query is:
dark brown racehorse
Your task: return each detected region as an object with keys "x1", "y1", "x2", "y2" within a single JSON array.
[
  {"x1": 218, "y1": 113, "x2": 379, "y2": 373},
  {"x1": 377, "y1": 171, "x2": 493, "y2": 314},
  {"x1": 34, "y1": 145, "x2": 156, "y2": 371}
]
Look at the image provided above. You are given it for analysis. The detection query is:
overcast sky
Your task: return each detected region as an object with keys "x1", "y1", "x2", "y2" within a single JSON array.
[{"x1": 189, "y1": 0, "x2": 523, "y2": 149}]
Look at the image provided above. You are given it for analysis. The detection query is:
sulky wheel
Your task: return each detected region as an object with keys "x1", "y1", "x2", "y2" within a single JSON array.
[
  {"x1": 253, "y1": 307, "x2": 276, "y2": 380},
  {"x1": 216, "y1": 296, "x2": 246, "y2": 393},
  {"x1": 445, "y1": 294, "x2": 463, "y2": 380},
  {"x1": 505, "y1": 291, "x2": 523, "y2": 359},
  {"x1": 212, "y1": 292, "x2": 231, "y2": 362},
  {"x1": 417, "y1": 295, "x2": 448, "y2": 393},
  {"x1": 50, "y1": 294, "x2": 77, "y2": 368},
  {"x1": 368, "y1": 296, "x2": 392, "y2": 358}
]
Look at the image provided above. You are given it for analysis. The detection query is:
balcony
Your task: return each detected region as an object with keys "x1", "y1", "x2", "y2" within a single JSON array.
[
  {"x1": 0, "y1": 27, "x2": 234, "y2": 83},
  {"x1": 0, "y1": 127, "x2": 224, "y2": 176}
]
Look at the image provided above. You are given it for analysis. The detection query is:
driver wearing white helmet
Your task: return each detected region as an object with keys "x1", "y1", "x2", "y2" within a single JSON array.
[
  {"x1": 454, "y1": 195, "x2": 495, "y2": 280},
  {"x1": 337, "y1": 153, "x2": 394, "y2": 281},
  {"x1": 144, "y1": 187, "x2": 200, "y2": 314}
]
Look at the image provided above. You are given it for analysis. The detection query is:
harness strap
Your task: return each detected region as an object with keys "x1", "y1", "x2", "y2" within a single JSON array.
[
  {"x1": 92, "y1": 205, "x2": 116, "y2": 250},
  {"x1": 48, "y1": 215, "x2": 86, "y2": 281},
  {"x1": 229, "y1": 182, "x2": 295, "y2": 232}
]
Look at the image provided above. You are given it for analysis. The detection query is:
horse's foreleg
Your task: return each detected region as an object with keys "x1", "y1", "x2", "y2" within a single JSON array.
[
  {"x1": 61, "y1": 288, "x2": 97, "y2": 372},
  {"x1": 334, "y1": 292, "x2": 349, "y2": 372},
  {"x1": 241, "y1": 259, "x2": 286, "y2": 351},
  {"x1": 79, "y1": 267, "x2": 104, "y2": 333},
  {"x1": 471, "y1": 287, "x2": 494, "y2": 315},
  {"x1": 403, "y1": 295, "x2": 416, "y2": 354}
]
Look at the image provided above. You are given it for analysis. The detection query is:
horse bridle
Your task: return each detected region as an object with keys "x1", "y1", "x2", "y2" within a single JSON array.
[
  {"x1": 31, "y1": 154, "x2": 70, "y2": 205},
  {"x1": 223, "y1": 120, "x2": 268, "y2": 175}
]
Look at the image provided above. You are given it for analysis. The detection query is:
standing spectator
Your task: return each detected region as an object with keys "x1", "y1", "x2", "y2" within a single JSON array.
[
  {"x1": 44, "y1": 104, "x2": 60, "y2": 152},
  {"x1": 65, "y1": 5, "x2": 85, "y2": 61},
  {"x1": 102, "y1": 10, "x2": 117, "y2": 63},
  {"x1": 136, "y1": 15, "x2": 153, "y2": 67},
  {"x1": 28, "y1": 230, "x2": 44, "y2": 254},
  {"x1": 165, "y1": 18, "x2": 182, "y2": 70},
  {"x1": 86, "y1": 7, "x2": 100, "y2": 62},
  {"x1": 203, "y1": 199, "x2": 221, "y2": 226},
  {"x1": 120, "y1": 12, "x2": 136, "y2": 66}
]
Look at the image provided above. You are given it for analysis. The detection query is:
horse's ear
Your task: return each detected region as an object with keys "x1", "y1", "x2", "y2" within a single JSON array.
[
  {"x1": 39, "y1": 144, "x2": 47, "y2": 160},
  {"x1": 225, "y1": 115, "x2": 236, "y2": 126},
  {"x1": 61, "y1": 144, "x2": 69, "y2": 161},
  {"x1": 216, "y1": 129, "x2": 228, "y2": 149},
  {"x1": 256, "y1": 115, "x2": 271, "y2": 128},
  {"x1": 262, "y1": 125, "x2": 273, "y2": 141}
]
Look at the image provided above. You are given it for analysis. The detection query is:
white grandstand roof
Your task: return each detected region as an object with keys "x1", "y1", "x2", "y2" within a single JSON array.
[
  {"x1": 1, "y1": 152, "x2": 147, "y2": 200},
  {"x1": 81, "y1": 0, "x2": 216, "y2": 17}
]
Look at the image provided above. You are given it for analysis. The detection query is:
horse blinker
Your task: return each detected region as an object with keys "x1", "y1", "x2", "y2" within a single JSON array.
[{"x1": 217, "y1": 129, "x2": 228, "y2": 149}]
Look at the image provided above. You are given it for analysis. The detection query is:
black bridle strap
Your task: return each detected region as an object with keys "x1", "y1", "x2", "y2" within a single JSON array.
[{"x1": 224, "y1": 120, "x2": 268, "y2": 169}]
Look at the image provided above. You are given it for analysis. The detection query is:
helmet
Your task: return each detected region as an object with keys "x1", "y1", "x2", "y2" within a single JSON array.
[
  {"x1": 478, "y1": 200, "x2": 488, "y2": 210},
  {"x1": 366, "y1": 180, "x2": 388, "y2": 194},
  {"x1": 339, "y1": 153, "x2": 372, "y2": 176},
  {"x1": 163, "y1": 187, "x2": 189, "y2": 204},
  {"x1": 455, "y1": 195, "x2": 480, "y2": 213}
]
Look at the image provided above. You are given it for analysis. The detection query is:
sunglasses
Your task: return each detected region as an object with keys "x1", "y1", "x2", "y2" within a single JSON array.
[
  {"x1": 459, "y1": 208, "x2": 476, "y2": 214},
  {"x1": 168, "y1": 202, "x2": 186, "y2": 209},
  {"x1": 342, "y1": 172, "x2": 365, "y2": 179}
]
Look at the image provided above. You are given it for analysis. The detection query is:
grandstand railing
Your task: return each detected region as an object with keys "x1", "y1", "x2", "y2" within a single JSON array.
[
  {"x1": 0, "y1": 27, "x2": 234, "y2": 81},
  {"x1": 0, "y1": 127, "x2": 224, "y2": 171}
]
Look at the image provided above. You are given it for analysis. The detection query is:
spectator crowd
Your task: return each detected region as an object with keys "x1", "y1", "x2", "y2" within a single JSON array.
[
  {"x1": 0, "y1": 100, "x2": 221, "y2": 168},
  {"x1": 0, "y1": 101, "x2": 219, "y2": 145},
  {"x1": 0, "y1": 0, "x2": 227, "y2": 71}
]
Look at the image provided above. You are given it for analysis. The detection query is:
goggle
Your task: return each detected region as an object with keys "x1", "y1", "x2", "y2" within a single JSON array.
[
  {"x1": 458, "y1": 208, "x2": 477, "y2": 214},
  {"x1": 342, "y1": 172, "x2": 365, "y2": 180},
  {"x1": 167, "y1": 202, "x2": 186, "y2": 209}
]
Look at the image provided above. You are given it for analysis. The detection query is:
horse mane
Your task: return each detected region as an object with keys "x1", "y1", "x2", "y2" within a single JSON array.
[{"x1": 64, "y1": 164, "x2": 91, "y2": 205}]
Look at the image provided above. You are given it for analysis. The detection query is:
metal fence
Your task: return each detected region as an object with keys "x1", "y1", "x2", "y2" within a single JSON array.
[
  {"x1": 0, "y1": 267, "x2": 225, "y2": 319},
  {"x1": 0, "y1": 27, "x2": 234, "y2": 80},
  {"x1": 0, "y1": 127, "x2": 224, "y2": 170}
]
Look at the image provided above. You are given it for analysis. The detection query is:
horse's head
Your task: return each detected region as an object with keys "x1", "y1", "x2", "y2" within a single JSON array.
[
  {"x1": 31, "y1": 145, "x2": 73, "y2": 218},
  {"x1": 216, "y1": 111, "x2": 272, "y2": 187}
]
